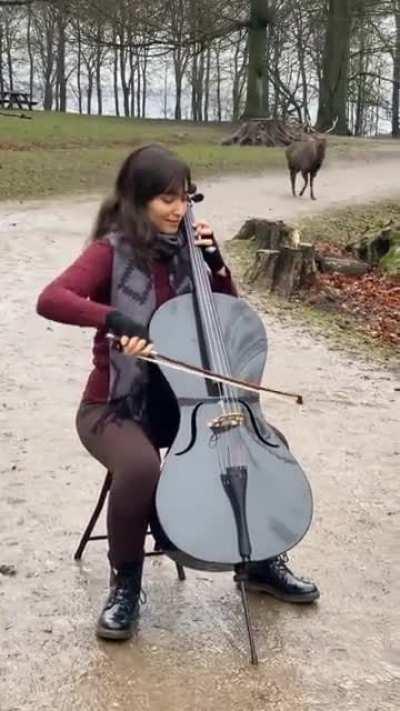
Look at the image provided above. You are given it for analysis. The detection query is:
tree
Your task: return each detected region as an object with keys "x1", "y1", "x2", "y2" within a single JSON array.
[
  {"x1": 317, "y1": 0, "x2": 351, "y2": 133},
  {"x1": 242, "y1": 0, "x2": 272, "y2": 118},
  {"x1": 392, "y1": 0, "x2": 400, "y2": 135}
]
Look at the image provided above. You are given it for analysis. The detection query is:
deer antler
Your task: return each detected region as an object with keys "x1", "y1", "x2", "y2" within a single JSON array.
[{"x1": 324, "y1": 116, "x2": 338, "y2": 134}]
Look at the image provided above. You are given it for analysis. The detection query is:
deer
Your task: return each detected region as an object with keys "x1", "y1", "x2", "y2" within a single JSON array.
[{"x1": 285, "y1": 118, "x2": 338, "y2": 201}]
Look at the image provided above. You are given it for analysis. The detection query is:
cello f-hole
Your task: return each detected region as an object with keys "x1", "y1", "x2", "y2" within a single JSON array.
[
  {"x1": 239, "y1": 400, "x2": 280, "y2": 448},
  {"x1": 175, "y1": 402, "x2": 203, "y2": 456}
]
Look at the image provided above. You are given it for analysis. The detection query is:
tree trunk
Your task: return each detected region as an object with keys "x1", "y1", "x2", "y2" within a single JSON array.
[
  {"x1": 0, "y1": 22, "x2": 4, "y2": 94},
  {"x1": 57, "y1": 12, "x2": 67, "y2": 112},
  {"x1": 271, "y1": 23, "x2": 280, "y2": 118},
  {"x1": 392, "y1": 5, "x2": 400, "y2": 137},
  {"x1": 87, "y1": 71, "x2": 93, "y2": 115},
  {"x1": 119, "y1": 42, "x2": 130, "y2": 118},
  {"x1": 128, "y1": 48, "x2": 135, "y2": 118},
  {"x1": 191, "y1": 50, "x2": 198, "y2": 120},
  {"x1": 141, "y1": 50, "x2": 148, "y2": 118},
  {"x1": 215, "y1": 43, "x2": 222, "y2": 121},
  {"x1": 354, "y1": 5, "x2": 367, "y2": 137},
  {"x1": 173, "y1": 51, "x2": 184, "y2": 120},
  {"x1": 232, "y1": 32, "x2": 244, "y2": 120},
  {"x1": 113, "y1": 29, "x2": 119, "y2": 117},
  {"x1": 242, "y1": 0, "x2": 270, "y2": 118},
  {"x1": 317, "y1": 0, "x2": 351, "y2": 134},
  {"x1": 96, "y1": 33, "x2": 102, "y2": 116},
  {"x1": 204, "y1": 45, "x2": 211, "y2": 121},
  {"x1": 191, "y1": 44, "x2": 205, "y2": 121},
  {"x1": 136, "y1": 57, "x2": 141, "y2": 119},
  {"x1": 27, "y1": 4, "x2": 34, "y2": 100},
  {"x1": 163, "y1": 63, "x2": 168, "y2": 118},
  {"x1": 76, "y1": 20, "x2": 82, "y2": 114},
  {"x1": 5, "y1": 19, "x2": 14, "y2": 91}
]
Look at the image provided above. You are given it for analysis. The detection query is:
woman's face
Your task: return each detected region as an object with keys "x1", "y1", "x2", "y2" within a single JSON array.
[{"x1": 146, "y1": 191, "x2": 188, "y2": 234}]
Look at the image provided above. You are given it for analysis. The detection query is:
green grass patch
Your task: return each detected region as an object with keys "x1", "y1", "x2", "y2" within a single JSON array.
[
  {"x1": 0, "y1": 112, "x2": 284, "y2": 200},
  {"x1": 1, "y1": 111, "x2": 400, "y2": 201},
  {"x1": 298, "y1": 199, "x2": 400, "y2": 247}
]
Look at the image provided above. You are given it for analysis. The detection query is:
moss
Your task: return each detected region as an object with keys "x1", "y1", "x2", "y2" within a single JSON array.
[{"x1": 379, "y1": 230, "x2": 400, "y2": 274}]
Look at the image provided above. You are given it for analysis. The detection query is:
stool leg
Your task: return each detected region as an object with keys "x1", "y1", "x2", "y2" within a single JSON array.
[
  {"x1": 74, "y1": 471, "x2": 111, "y2": 560},
  {"x1": 175, "y1": 563, "x2": 186, "y2": 581}
]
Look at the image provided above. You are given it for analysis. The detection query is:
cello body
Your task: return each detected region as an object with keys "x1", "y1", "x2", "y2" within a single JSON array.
[{"x1": 150, "y1": 292, "x2": 313, "y2": 571}]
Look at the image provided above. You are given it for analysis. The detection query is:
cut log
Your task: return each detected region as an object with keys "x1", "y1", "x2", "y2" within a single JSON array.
[
  {"x1": 317, "y1": 255, "x2": 370, "y2": 276},
  {"x1": 222, "y1": 119, "x2": 304, "y2": 147}
]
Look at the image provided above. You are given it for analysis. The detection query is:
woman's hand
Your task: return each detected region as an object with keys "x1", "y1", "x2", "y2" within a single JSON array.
[
  {"x1": 193, "y1": 219, "x2": 214, "y2": 248},
  {"x1": 120, "y1": 335, "x2": 155, "y2": 358},
  {"x1": 193, "y1": 220, "x2": 226, "y2": 275}
]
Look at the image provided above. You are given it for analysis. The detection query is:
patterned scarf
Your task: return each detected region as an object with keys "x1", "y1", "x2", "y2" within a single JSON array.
[{"x1": 106, "y1": 231, "x2": 193, "y2": 426}]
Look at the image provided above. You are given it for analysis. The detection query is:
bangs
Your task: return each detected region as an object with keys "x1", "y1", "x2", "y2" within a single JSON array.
[
  {"x1": 131, "y1": 146, "x2": 192, "y2": 204},
  {"x1": 163, "y1": 172, "x2": 190, "y2": 197}
]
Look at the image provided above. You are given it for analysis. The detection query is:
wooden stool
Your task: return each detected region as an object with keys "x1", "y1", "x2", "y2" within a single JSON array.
[{"x1": 74, "y1": 469, "x2": 186, "y2": 581}]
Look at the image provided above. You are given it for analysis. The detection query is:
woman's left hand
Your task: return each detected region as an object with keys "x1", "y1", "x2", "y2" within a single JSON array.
[
  {"x1": 193, "y1": 220, "x2": 214, "y2": 248},
  {"x1": 193, "y1": 220, "x2": 226, "y2": 275}
]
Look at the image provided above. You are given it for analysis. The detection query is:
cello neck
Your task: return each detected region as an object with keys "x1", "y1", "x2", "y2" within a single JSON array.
[{"x1": 183, "y1": 203, "x2": 230, "y2": 385}]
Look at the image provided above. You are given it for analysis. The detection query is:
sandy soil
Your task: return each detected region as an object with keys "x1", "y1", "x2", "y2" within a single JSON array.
[{"x1": 0, "y1": 158, "x2": 399, "y2": 711}]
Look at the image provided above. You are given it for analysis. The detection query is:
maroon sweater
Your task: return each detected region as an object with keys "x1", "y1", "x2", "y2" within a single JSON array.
[{"x1": 36, "y1": 240, "x2": 237, "y2": 404}]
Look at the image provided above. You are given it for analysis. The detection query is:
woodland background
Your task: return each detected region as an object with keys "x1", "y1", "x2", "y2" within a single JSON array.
[{"x1": 0, "y1": 0, "x2": 400, "y2": 136}]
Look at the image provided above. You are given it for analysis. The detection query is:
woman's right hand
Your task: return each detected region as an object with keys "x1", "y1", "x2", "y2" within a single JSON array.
[{"x1": 120, "y1": 335, "x2": 155, "y2": 357}]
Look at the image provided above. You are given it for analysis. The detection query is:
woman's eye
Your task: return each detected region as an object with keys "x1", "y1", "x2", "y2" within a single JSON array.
[{"x1": 161, "y1": 195, "x2": 175, "y2": 204}]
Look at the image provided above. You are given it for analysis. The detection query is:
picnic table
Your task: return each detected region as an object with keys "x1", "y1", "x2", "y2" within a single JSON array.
[{"x1": 0, "y1": 91, "x2": 38, "y2": 110}]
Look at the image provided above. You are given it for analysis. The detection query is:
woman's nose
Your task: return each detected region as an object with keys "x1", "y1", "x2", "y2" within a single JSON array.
[{"x1": 172, "y1": 199, "x2": 186, "y2": 217}]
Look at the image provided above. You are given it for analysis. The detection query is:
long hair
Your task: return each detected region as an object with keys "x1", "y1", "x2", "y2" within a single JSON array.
[{"x1": 91, "y1": 144, "x2": 194, "y2": 260}]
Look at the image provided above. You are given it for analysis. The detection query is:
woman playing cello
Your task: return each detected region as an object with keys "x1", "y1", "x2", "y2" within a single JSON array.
[{"x1": 36, "y1": 145, "x2": 319, "y2": 641}]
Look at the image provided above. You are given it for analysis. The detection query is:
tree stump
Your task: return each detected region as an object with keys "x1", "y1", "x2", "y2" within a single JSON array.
[
  {"x1": 236, "y1": 219, "x2": 317, "y2": 297},
  {"x1": 235, "y1": 218, "x2": 301, "y2": 250},
  {"x1": 246, "y1": 249, "x2": 280, "y2": 289},
  {"x1": 273, "y1": 248, "x2": 304, "y2": 297},
  {"x1": 221, "y1": 118, "x2": 304, "y2": 147}
]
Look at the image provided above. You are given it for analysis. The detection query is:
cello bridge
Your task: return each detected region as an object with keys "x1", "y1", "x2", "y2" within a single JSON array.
[{"x1": 208, "y1": 412, "x2": 244, "y2": 433}]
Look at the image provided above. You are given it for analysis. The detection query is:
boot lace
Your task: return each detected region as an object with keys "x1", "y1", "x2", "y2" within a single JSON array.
[{"x1": 108, "y1": 571, "x2": 147, "y2": 608}]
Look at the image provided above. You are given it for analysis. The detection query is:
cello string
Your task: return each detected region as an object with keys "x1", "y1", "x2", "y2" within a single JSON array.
[
  {"x1": 184, "y1": 204, "x2": 243, "y2": 428},
  {"x1": 185, "y1": 206, "x2": 240, "y2": 412},
  {"x1": 184, "y1": 206, "x2": 245, "y2": 466},
  {"x1": 185, "y1": 204, "x2": 248, "y2": 465},
  {"x1": 184, "y1": 207, "x2": 234, "y2": 399},
  {"x1": 183, "y1": 208, "x2": 236, "y2": 470},
  {"x1": 183, "y1": 209, "x2": 229, "y2": 413}
]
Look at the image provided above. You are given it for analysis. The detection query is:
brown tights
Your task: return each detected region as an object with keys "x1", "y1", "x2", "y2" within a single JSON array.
[{"x1": 76, "y1": 403, "x2": 162, "y2": 569}]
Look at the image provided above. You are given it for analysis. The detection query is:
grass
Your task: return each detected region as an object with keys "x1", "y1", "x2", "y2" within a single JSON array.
[
  {"x1": 298, "y1": 199, "x2": 400, "y2": 248},
  {"x1": 0, "y1": 112, "x2": 284, "y2": 201},
  {"x1": 1, "y1": 110, "x2": 400, "y2": 201}
]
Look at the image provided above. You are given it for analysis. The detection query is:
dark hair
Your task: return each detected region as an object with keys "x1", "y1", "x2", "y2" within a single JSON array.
[{"x1": 91, "y1": 144, "x2": 194, "y2": 260}]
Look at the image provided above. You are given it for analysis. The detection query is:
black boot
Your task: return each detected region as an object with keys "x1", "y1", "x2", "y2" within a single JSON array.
[
  {"x1": 96, "y1": 561, "x2": 144, "y2": 640},
  {"x1": 235, "y1": 554, "x2": 320, "y2": 603}
]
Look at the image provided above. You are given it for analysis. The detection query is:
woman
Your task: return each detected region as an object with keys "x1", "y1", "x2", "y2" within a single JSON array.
[{"x1": 37, "y1": 145, "x2": 319, "y2": 642}]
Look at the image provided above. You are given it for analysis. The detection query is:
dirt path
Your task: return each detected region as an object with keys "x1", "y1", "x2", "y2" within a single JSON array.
[{"x1": 1, "y1": 158, "x2": 399, "y2": 711}]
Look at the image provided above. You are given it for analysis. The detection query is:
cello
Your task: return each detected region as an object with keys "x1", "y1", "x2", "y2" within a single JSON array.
[{"x1": 113, "y1": 194, "x2": 313, "y2": 664}]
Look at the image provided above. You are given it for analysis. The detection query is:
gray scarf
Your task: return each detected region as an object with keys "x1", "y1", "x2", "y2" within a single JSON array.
[{"x1": 106, "y1": 231, "x2": 193, "y2": 426}]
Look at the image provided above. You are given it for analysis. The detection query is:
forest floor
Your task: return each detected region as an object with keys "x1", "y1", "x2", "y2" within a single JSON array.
[{"x1": 0, "y1": 155, "x2": 399, "y2": 710}]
